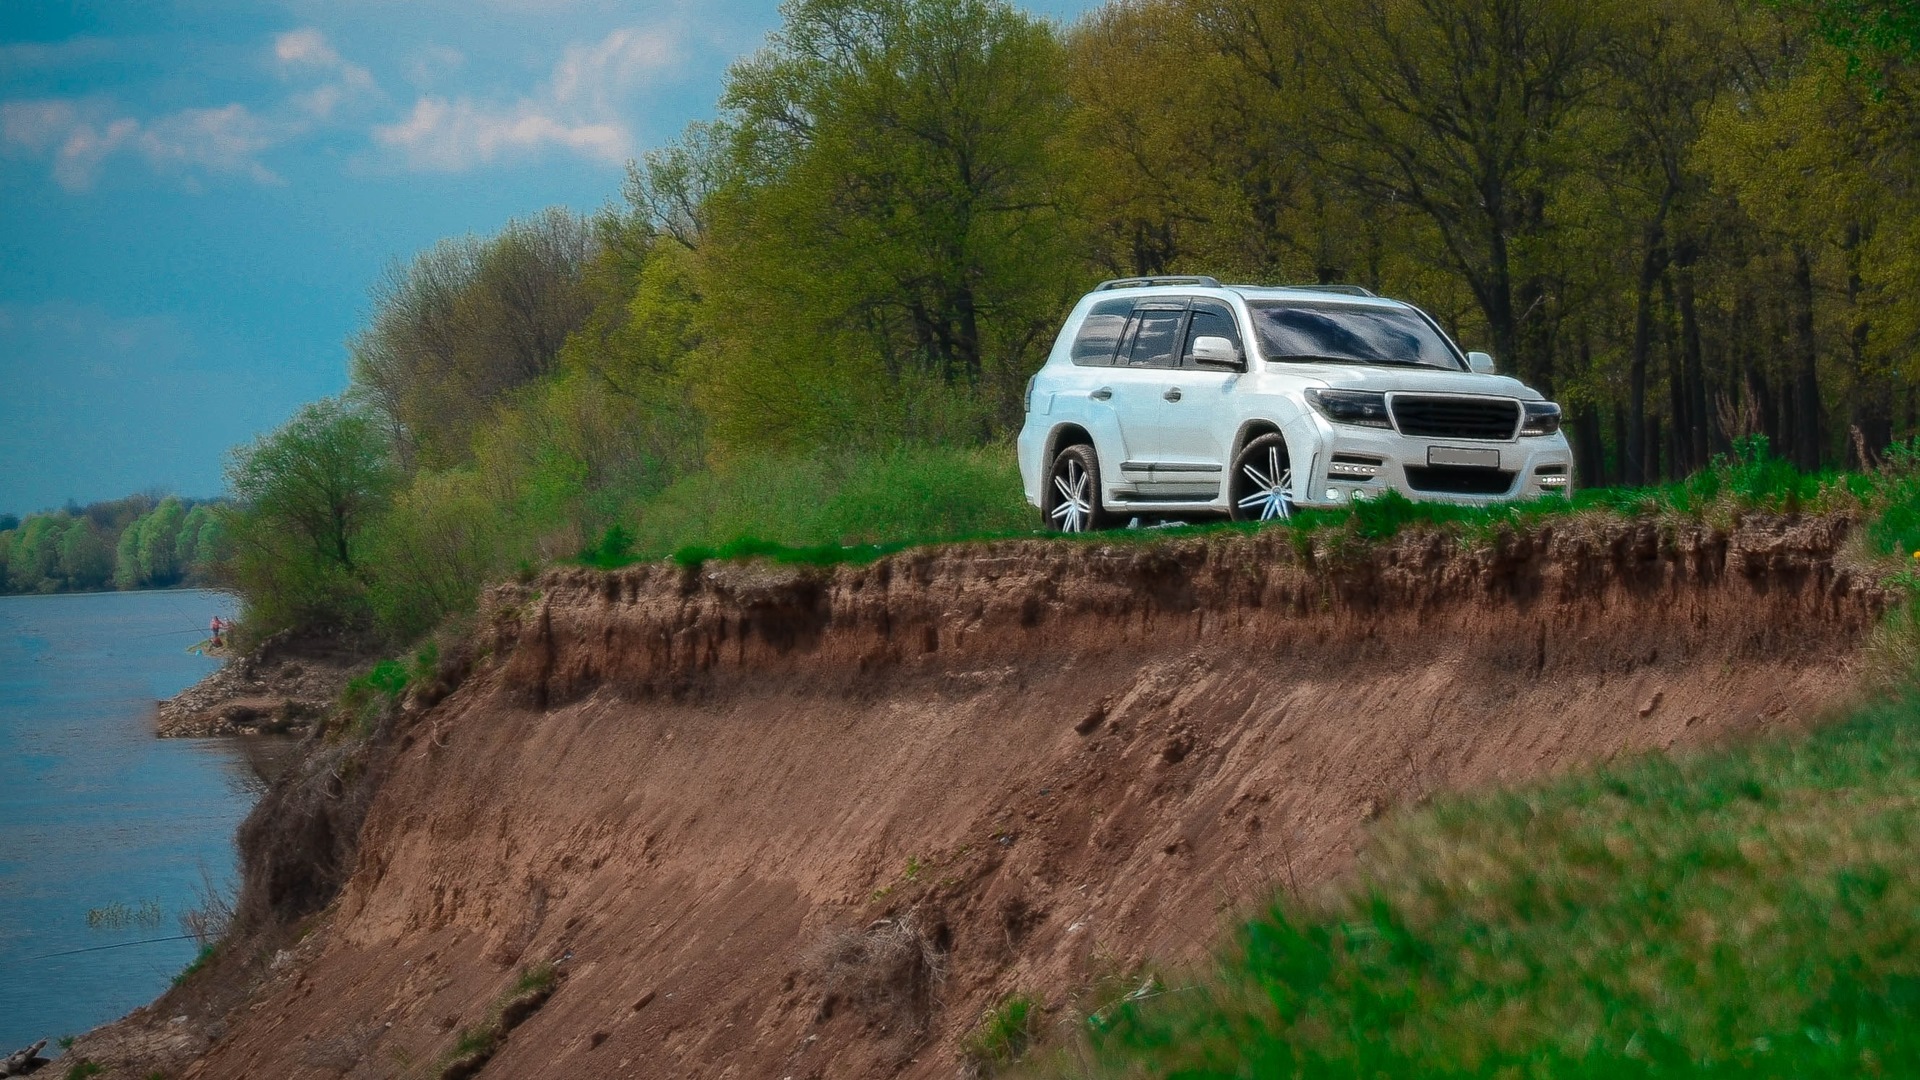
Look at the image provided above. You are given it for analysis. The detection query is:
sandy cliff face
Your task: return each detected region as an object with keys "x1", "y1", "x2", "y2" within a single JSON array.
[{"x1": 142, "y1": 516, "x2": 1883, "y2": 1079}]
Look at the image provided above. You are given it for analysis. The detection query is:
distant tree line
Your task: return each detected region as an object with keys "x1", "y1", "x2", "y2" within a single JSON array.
[
  {"x1": 0, "y1": 495, "x2": 228, "y2": 595},
  {"x1": 221, "y1": 0, "x2": 1920, "y2": 645}
]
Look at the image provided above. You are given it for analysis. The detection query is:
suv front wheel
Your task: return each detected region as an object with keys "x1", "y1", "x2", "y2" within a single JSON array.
[
  {"x1": 1044, "y1": 444, "x2": 1110, "y2": 533},
  {"x1": 1229, "y1": 433, "x2": 1294, "y2": 522}
]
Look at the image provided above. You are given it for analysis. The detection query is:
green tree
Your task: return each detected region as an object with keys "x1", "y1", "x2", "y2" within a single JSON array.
[
  {"x1": 58, "y1": 518, "x2": 113, "y2": 590},
  {"x1": 9, "y1": 515, "x2": 63, "y2": 593},
  {"x1": 698, "y1": 0, "x2": 1083, "y2": 451},
  {"x1": 136, "y1": 496, "x2": 187, "y2": 587},
  {"x1": 225, "y1": 400, "x2": 397, "y2": 635},
  {"x1": 349, "y1": 209, "x2": 596, "y2": 470}
]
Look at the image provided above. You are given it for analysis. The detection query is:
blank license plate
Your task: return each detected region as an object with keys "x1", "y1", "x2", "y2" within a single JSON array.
[{"x1": 1428, "y1": 446, "x2": 1501, "y2": 469}]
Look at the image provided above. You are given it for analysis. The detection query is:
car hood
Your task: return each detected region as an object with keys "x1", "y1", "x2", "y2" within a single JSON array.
[{"x1": 1273, "y1": 362, "x2": 1546, "y2": 401}]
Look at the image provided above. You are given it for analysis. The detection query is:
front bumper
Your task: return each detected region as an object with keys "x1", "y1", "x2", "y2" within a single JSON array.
[{"x1": 1286, "y1": 414, "x2": 1575, "y2": 509}]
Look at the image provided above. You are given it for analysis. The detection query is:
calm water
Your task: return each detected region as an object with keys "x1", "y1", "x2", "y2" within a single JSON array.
[{"x1": 0, "y1": 589, "x2": 282, "y2": 1049}]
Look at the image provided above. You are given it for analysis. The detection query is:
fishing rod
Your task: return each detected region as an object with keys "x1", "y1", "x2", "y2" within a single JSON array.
[
  {"x1": 29, "y1": 933, "x2": 202, "y2": 960},
  {"x1": 134, "y1": 628, "x2": 210, "y2": 639}
]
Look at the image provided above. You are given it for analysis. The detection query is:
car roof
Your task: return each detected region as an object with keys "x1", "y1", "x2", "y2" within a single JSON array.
[{"x1": 1086, "y1": 280, "x2": 1412, "y2": 312}]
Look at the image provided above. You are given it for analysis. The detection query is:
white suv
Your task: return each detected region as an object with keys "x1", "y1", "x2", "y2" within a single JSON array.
[{"x1": 1017, "y1": 277, "x2": 1574, "y2": 530}]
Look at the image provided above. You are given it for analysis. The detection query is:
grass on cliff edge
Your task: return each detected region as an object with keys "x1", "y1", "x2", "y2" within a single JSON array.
[
  {"x1": 577, "y1": 436, "x2": 1920, "y2": 571},
  {"x1": 1044, "y1": 680, "x2": 1920, "y2": 1079}
]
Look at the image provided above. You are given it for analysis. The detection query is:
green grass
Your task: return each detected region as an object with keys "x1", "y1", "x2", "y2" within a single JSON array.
[
  {"x1": 512, "y1": 962, "x2": 558, "y2": 996},
  {"x1": 570, "y1": 434, "x2": 1920, "y2": 573},
  {"x1": 1061, "y1": 687, "x2": 1920, "y2": 1078},
  {"x1": 966, "y1": 993, "x2": 1042, "y2": 1072},
  {"x1": 592, "y1": 443, "x2": 1034, "y2": 568}
]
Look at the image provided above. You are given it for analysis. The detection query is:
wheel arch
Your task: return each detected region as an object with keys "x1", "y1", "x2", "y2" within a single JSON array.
[
  {"x1": 1230, "y1": 419, "x2": 1289, "y2": 465},
  {"x1": 1044, "y1": 422, "x2": 1096, "y2": 468}
]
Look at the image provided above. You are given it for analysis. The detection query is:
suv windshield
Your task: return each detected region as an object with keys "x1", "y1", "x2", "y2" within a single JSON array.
[{"x1": 1248, "y1": 301, "x2": 1463, "y2": 370}]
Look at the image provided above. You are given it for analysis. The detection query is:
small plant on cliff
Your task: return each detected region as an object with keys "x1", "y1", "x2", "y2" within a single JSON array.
[
  {"x1": 513, "y1": 963, "x2": 559, "y2": 996},
  {"x1": 62, "y1": 1062, "x2": 103, "y2": 1080},
  {"x1": 578, "y1": 523, "x2": 637, "y2": 568},
  {"x1": 171, "y1": 944, "x2": 217, "y2": 987},
  {"x1": 964, "y1": 993, "x2": 1041, "y2": 1073},
  {"x1": 339, "y1": 658, "x2": 409, "y2": 734}
]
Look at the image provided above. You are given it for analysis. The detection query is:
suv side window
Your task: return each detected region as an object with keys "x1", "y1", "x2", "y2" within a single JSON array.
[
  {"x1": 1070, "y1": 298, "x2": 1135, "y2": 366},
  {"x1": 1122, "y1": 306, "x2": 1186, "y2": 368},
  {"x1": 1182, "y1": 303, "x2": 1242, "y2": 366}
]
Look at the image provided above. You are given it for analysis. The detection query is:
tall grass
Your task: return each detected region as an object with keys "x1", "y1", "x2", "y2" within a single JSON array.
[
  {"x1": 1057, "y1": 686, "x2": 1920, "y2": 1078},
  {"x1": 613, "y1": 443, "x2": 1034, "y2": 560}
]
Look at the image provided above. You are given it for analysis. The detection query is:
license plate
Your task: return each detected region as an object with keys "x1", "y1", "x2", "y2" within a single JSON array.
[{"x1": 1428, "y1": 446, "x2": 1501, "y2": 469}]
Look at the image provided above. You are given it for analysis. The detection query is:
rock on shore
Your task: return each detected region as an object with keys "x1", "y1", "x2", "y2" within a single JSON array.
[{"x1": 156, "y1": 630, "x2": 357, "y2": 738}]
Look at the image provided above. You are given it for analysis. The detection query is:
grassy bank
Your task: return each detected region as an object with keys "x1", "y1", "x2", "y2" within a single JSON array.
[
  {"x1": 1043, "y1": 677, "x2": 1920, "y2": 1078},
  {"x1": 581, "y1": 435, "x2": 1920, "y2": 572}
]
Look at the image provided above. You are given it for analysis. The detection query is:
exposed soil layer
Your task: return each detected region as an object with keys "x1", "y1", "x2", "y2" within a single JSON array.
[{"x1": 82, "y1": 515, "x2": 1887, "y2": 1079}]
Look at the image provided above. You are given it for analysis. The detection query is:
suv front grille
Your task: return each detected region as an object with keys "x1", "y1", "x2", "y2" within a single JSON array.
[
  {"x1": 1390, "y1": 395, "x2": 1520, "y2": 440},
  {"x1": 1405, "y1": 466, "x2": 1517, "y2": 496}
]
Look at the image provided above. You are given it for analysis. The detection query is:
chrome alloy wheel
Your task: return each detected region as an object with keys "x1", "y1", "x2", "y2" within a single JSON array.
[
  {"x1": 1231, "y1": 436, "x2": 1294, "y2": 522},
  {"x1": 1049, "y1": 455, "x2": 1094, "y2": 532}
]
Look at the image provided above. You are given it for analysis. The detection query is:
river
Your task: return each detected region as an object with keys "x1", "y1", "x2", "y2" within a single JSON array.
[{"x1": 0, "y1": 589, "x2": 285, "y2": 1050}]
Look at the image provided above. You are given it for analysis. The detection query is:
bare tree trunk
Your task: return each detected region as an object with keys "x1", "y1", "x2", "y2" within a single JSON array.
[
  {"x1": 1677, "y1": 248, "x2": 1710, "y2": 468},
  {"x1": 1626, "y1": 225, "x2": 1668, "y2": 485},
  {"x1": 1791, "y1": 249, "x2": 1822, "y2": 469}
]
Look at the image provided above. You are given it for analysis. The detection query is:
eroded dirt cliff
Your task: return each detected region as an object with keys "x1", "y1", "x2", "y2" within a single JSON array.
[{"x1": 88, "y1": 514, "x2": 1889, "y2": 1079}]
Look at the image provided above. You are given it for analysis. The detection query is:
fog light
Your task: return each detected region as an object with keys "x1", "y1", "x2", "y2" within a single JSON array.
[
  {"x1": 1539, "y1": 474, "x2": 1569, "y2": 487},
  {"x1": 1326, "y1": 489, "x2": 1341, "y2": 501}
]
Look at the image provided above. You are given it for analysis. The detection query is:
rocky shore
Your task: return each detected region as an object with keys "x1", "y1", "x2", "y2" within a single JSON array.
[{"x1": 155, "y1": 630, "x2": 357, "y2": 738}]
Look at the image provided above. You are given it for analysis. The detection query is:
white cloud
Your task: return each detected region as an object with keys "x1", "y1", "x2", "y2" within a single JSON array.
[
  {"x1": 1, "y1": 28, "x2": 384, "y2": 191},
  {"x1": 138, "y1": 105, "x2": 285, "y2": 185},
  {"x1": 376, "y1": 97, "x2": 628, "y2": 168},
  {"x1": 3, "y1": 97, "x2": 290, "y2": 191},
  {"x1": 273, "y1": 27, "x2": 340, "y2": 68},
  {"x1": 56, "y1": 117, "x2": 140, "y2": 191},
  {"x1": 1, "y1": 99, "x2": 80, "y2": 154},
  {"x1": 274, "y1": 28, "x2": 378, "y2": 119},
  {"x1": 373, "y1": 25, "x2": 681, "y2": 172}
]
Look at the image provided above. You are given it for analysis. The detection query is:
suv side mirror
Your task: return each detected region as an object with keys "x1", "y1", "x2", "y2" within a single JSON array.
[
  {"x1": 1467, "y1": 351, "x2": 1496, "y2": 374},
  {"x1": 1189, "y1": 336, "x2": 1244, "y2": 371}
]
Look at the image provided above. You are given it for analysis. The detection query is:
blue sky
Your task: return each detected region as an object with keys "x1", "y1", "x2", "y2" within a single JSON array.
[{"x1": 0, "y1": 0, "x2": 1097, "y2": 517}]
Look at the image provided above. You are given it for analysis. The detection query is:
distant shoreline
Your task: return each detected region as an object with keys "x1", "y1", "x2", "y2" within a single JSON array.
[{"x1": 0, "y1": 584, "x2": 234, "y2": 599}]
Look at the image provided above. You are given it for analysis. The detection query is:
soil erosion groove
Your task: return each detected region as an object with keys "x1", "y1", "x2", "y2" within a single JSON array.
[{"x1": 152, "y1": 515, "x2": 1885, "y2": 1079}]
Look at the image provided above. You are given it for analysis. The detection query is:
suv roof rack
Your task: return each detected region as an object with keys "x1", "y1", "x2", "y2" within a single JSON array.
[
  {"x1": 1274, "y1": 283, "x2": 1377, "y2": 297},
  {"x1": 1094, "y1": 275, "x2": 1223, "y2": 291}
]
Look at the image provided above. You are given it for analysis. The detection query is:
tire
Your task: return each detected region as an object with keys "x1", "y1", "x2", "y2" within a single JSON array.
[
  {"x1": 1228, "y1": 433, "x2": 1294, "y2": 522},
  {"x1": 1043, "y1": 444, "x2": 1111, "y2": 533}
]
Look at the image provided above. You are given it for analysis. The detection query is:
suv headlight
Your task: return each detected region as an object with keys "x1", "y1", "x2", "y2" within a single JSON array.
[
  {"x1": 1305, "y1": 388, "x2": 1391, "y2": 429},
  {"x1": 1521, "y1": 401, "x2": 1562, "y2": 437}
]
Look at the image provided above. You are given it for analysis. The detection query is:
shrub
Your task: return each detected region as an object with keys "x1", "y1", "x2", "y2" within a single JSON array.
[{"x1": 964, "y1": 993, "x2": 1042, "y2": 1073}]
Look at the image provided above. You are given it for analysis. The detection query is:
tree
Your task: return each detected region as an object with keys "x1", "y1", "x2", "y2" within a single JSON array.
[
  {"x1": 349, "y1": 208, "x2": 595, "y2": 470},
  {"x1": 58, "y1": 519, "x2": 113, "y2": 590},
  {"x1": 698, "y1": 0, "x2": 1084, "y2": 450},
  {"x1": 225, "y1": 400, "x2": 396, "y2": 634}
]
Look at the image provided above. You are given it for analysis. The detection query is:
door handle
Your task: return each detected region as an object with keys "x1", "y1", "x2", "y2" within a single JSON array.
[
  {"x1": 1090, "y1": 387, "x2": 1113, "y2": 401},
  {"x1": 1162, "y1": 387, "x2": 1183, "y2": 402}
]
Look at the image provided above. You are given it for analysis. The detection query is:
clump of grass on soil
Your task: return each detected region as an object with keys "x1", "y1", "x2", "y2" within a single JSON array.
[
  {"x1": 964, "y1": 992, "x2": 1042, "y2": 1073},
  {"x1": 1063, "y1": 684, "x2": 1920, "y2": 1078}
]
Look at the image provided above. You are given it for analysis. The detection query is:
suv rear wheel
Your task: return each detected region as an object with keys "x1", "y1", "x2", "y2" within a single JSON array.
[
  {"x1": 1044, "y1": 444, "x2": 1110, "y2": 533},
  {"x1": 1229, "y1": 433, "x2": 1294, "y2": 522}
]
